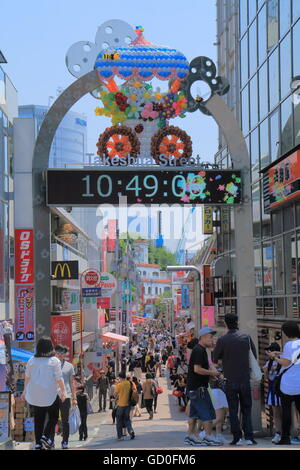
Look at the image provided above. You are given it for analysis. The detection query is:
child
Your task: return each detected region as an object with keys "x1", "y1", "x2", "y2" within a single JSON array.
[
  {"x1": 263, "y1": 342, "x2": 282, "y2": 444},
  {"x1": 76, "y1": 385, "x2": 88, "y2": 441}
]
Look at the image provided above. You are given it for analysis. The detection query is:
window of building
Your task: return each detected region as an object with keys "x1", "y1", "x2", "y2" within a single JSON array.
[
  {"x1": 249, "y1": 20, "x2": 258, "y2": 77},
  {"x1": 280, "y1": 33, "x2": 292, "y2": 100},
  {"x1": 274, "y1": 297, "x2": 286, "y2": 316},
  {"x1": 241, "y1": 85, "x2": 250, "y2": 135},
  {"x1": 272, "y1": 210, "x2": 283, "y2": 235},
  {"x1": 281, "y1": 97, "x2": 294, "y2": 155},
  {"x1": 283, "y1": 205, "x2": 295, "y2": 231},
  {"x1": 267, "y1": 0, "x2": 279, "y2": 49},
  {"x1": 252, "y1": 181, "x2": 261, "y2": 240},
  {"x1": 280, "y1": 0, "x2": 292, "y2": 37},
  {"x1": 260, "y1": 118, "x2": 270, "y2": 169},
  {"x1": 240, "y1": 0, "x2": 249, "y2": 36},
  {"x1": 270, "y1": 109, "x2": 280, "y2": 161},
  {"x1": 254, "y1": 245, "x2": 263, "y2": 295},
  {"x1": 293, "y1": 20, "x2": 300, "y2": 79},
  {"x1": 249, "y1": 0, "x2": 257, "y2": 22},
  {"x1": 148, "y1": 287, "x2": 151, "y2": 294},
  {"x1": 269, "y1": 48, "x2": 279, "y2": 111},
  {"x1": 258, "y1": 62, "x2": 268, "y2": 120},
  {"x1": 263, "y1": 242, "x2": 273, "y2": 294},
  {"x1": 293, "y1": 0, "x2": 300, "y2": 22},
  {"x1": 273, "y1": 238, "x2": 284, "y2": 293},
  {"x1": 284, "y1": 233, "x2": 297, "y2": 297},
  {"x1": 240, "y1": 34, "x2": 249, "y2": 87},
  {"x1": 250, "y1": 76, "x2": 258, "y2": 130},
  {"x1": 251, "y1": 127, "x2": 260, "y2": 181},
  {"x1": 258, "y1": 5, "x2": 267, "y2": 64}
]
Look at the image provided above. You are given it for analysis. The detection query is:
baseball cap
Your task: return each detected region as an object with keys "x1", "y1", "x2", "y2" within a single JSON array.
[{"x1": 198, "y1": 327, "x2": 217, "y2": 337}]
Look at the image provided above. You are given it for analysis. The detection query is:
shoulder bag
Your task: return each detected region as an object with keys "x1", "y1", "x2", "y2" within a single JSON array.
[
  {"x1": 274, "y1": 351, "x2": 300, "y2": 397},
  {"x1": 248, "y1": 336, "x2": 263, "y2": 382}
]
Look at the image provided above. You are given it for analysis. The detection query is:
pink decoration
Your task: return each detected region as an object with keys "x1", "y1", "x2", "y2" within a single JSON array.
[{"x1": 141, "y1": 102, "x2": 159, "y2": 119}]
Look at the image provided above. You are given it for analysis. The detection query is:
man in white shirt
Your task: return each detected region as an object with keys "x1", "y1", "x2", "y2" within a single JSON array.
[{"x1": 52, "y1": 345, "x2": 76, "y2": 449}]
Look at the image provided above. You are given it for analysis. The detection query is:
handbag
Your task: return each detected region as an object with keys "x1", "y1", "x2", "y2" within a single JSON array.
[
  {"x1": 274, "y1": 351, "x2": 300, "y2": 397},
  {"x1": 172, "y1": 390, "x2": 183, "y2": 398},
  {"x1": 156, "y1": 386, "x2": 163, "y2": 394},
  {"x1": 248, "y1": 336, "x2": 263, "y2": 382},
  {"x1": 69, "y1": 406, "x2": 80, "y2": 435}
]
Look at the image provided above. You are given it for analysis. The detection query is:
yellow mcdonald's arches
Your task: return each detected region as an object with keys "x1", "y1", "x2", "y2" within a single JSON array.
[{"x1": 53, "y1": 262, "x2": 71, "y2": 279}]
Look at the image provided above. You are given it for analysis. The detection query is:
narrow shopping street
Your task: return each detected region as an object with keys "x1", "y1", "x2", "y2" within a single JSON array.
[{"x1": 45, "y1": 375, "x2": 296, "y2": 451}]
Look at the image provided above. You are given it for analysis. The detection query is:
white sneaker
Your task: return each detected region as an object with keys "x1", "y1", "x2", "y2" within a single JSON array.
[
  {"x1": 272, "y1": 433, "x2": 281, "y2": 444},
  {"x1": 199, "y1": 430, "x2": 206, "y2": 440},
  {"x1": 203, "y1": 434, "x2": 223, "y2": 446},
  {"x1": 216, "y1": 434, "x2": 229, "y2": 444},
  {"x1": 188, "y1": 435, "x2": 208, "y2": 446}
]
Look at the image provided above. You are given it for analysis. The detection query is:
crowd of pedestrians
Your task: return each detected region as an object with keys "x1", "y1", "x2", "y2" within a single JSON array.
[{"x1": 21, "y1": 313, "x2": 300, "y2": 449}]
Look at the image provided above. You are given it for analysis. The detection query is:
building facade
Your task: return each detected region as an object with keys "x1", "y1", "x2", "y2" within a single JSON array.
[
  {"x1": 0, "y1": 64, "x2": 17, "y2": 320},
  {"x1": 18, "y1": 105, "x2": 87, "y2": 168},
  {"x1": 215, "y1": 0, "x2": 300, "y2": 427}
]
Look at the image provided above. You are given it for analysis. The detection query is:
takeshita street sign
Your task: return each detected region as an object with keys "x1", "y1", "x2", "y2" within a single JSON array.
[{"x1": 46, "y1": 169, "x2": 242, "y2": 206}]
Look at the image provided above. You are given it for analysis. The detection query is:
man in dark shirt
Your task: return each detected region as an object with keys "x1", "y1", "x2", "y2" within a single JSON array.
[
  {"x1": 185, "y1": 327, "x2": 221, "y2": 446},
  {"x1": 212, "y1": 313, "x2": 257, "y2": 446}
]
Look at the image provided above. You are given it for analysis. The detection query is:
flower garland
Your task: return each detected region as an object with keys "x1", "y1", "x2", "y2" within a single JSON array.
[
  {"x1": 97, "y1": 125, "x2": 140, "y2": 161},
  {"x1": 151, "y1": 126, "x2": 192, "y2": 164},
  {"x1": 95, "y1": 81, "x2": 187, "y2": 127}
]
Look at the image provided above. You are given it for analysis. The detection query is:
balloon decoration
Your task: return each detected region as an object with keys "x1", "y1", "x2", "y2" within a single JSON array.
[
  {"x1": 151, "y1": 126, "x2": 192, "y2": 164},
  {"x1": 97, "y1": 125, "x2": 140, "y2": 162}
]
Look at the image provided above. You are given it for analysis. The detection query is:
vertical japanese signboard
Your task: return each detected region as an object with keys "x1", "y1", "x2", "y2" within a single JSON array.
[
  {"x1": 203, "y1": 265, "x2": 213, "y2": 306},
  {"x1": 51, "y1": 315, "x2": 73, "y2": 361},
  {"x1": 202, "y1": 207, "x2": 213, "y2": 234},
  {"x1": 14, "y1": 229, "x2": 35, "y2": 342},
  {"x1": 121, "y1": 310, "x2": 127, "y2": 336},
  {"x1": 107, "y1": 220, "x2": 117, "y2": 252},
  {"x1": 181, "y1": 285, "x2": 190, "y2": 309}
]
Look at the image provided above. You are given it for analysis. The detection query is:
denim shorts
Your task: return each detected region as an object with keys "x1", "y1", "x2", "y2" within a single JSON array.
[{"x1": 187, "y1": 388, "x2": 216, "y2": 422}]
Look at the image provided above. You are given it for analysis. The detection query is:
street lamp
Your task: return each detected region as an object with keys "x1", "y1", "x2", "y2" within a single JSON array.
[{"x1": 166, "y1": 266, "x2": 201, "y2": 336}]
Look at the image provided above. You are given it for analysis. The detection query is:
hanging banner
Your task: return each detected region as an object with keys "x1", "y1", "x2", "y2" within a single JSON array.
[
  {"x1": 121, "y1": 310, "x2": 127, "y2": 336},
  {"x1": 181, "y1": 285, "x2": 190, "y2": 309},
  {"x1": 203, "y1": 265, "x2": 213, "y2": 306},
  {"x1": 202, "y1": 306, "x2": 215, "y2": 327},
  {"x1": 15, "y1": 285, "x2": 35, "y2": 342},
  {"x1": 202, "y1": 207, "x2": 213, "y2": 234},
  {"x1": 221, "y1": 207, "x2": 230, "y2": 234},
  {"x1": 15, "y1": 229, "x2": 34, "y2": 284},
  {"x1": 51, "y1": 315, "x2": 73, "y2": 361}
]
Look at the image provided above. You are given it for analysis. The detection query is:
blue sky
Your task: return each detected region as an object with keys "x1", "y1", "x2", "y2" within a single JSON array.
[
  {"x1": 1, "y1": 0, "x2": 218, "y2": 160},
  {"x1": 1, "y1": 0, "x2": 219, "y2": 252}
]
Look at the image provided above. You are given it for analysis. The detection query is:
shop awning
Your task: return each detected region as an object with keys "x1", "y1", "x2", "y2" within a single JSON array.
[
  {"x1": 100, "y1": 332, "x2": 129, "y2": 343},
  {"x1": 11, "y1": 347, "x2": 34, "y2": 362}
]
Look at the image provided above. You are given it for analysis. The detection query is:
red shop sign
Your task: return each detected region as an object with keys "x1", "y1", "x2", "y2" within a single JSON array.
[
  {"x1": 15, "y1": 229, "x2": 34, "y2": 284},
  {"x1": 51, "y1": 315, "x2": 73, "y2": 361}
]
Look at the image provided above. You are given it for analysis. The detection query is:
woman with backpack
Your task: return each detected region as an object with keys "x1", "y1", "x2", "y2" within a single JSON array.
[{"x1": 142, "y1": 373, "x2": 157, "y2": 419}]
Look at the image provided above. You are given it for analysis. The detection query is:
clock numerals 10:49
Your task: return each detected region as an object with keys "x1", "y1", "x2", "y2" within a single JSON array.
[{"x1": 81, "y1": 174, "x2": 188, "y2": 199}]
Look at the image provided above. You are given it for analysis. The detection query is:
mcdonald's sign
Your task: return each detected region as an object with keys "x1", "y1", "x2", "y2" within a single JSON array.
[{"x1": 51, "y1": 261, "x2": 79, "y2": 280}]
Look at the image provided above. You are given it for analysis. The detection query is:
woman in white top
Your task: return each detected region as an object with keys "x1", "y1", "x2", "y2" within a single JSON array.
[
  {"x1": 268, "y1": 321, "x2": 300, "y2": 445},
  {"x1": 22, "y1": 337, "x2": 66, "y2": 450}
]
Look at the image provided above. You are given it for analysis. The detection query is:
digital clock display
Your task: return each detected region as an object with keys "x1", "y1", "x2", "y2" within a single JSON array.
[{"x1": 46, "y1": 169, "x2": 242, "y2": 206}]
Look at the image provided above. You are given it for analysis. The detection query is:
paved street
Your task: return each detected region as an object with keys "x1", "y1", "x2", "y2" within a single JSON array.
[{"x1": 50, "y1": 375, "x2": 299, "y2": 451}]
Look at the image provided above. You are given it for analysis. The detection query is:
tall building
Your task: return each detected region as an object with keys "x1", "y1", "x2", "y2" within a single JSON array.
[
  {"x1": 18, "y1": 105, "x2": 87, "y2": 168},
  {"x1": 0, "y1": 62, "x2": 17, "y2": 320},
  {"x1": 215, "y1": 0, "x2": 300, "y2": 425}
]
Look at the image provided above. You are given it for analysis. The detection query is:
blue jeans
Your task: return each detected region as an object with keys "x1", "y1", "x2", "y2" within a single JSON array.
[
  {"x1": 225, "y1": 382, "x2": 253, "y2": 440},
  {"x1": 116, "y1": 406, "x2": 133, "y2": 438}
]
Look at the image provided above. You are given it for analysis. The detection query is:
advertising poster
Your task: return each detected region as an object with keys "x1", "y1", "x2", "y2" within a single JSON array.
[
  {"x1": 51, "y1": 315, "x2": 73, "y2": 361},
  {"x1": 202, "y1": 306, "x2": 215, "y2": 327},
  {"x1": 181, "y1": 285, "x2": 190, "y2": 309},
  {"x1": 15, "y1": 286, "x2": 35, "y2": 342}
]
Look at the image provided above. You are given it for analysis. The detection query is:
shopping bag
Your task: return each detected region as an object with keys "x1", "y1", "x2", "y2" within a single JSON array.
[
  {"x1": 87, "y1": 399, "x2": 94, "y2": 415},
  {"x1": 69, "y1": 406, "x2": 80, "y2": 435},
  {"x1": 248, "y1": 336, "x2": 262, "y2": 382}
]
